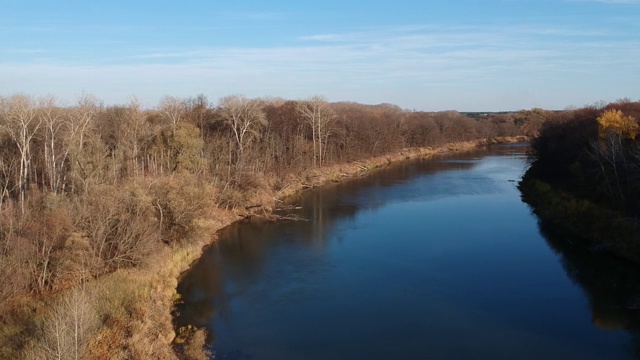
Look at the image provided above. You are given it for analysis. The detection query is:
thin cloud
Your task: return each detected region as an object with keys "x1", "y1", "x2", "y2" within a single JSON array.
[{"x1": 1, "y1": 22, "x2": 638, "y2": 111}]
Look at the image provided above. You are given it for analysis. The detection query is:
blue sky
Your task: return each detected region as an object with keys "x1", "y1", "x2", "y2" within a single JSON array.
[{"x1": 1, "y1": 0, "x2": 639, "y2": 111}]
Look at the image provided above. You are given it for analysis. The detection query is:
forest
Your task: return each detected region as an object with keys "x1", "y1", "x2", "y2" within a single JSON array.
[
  {"x1": 520, "y1": 99, "x2": 640, "y2": 263},
  {"x1": 0, "y1": 93, "x2": 544, "y2": 359}
]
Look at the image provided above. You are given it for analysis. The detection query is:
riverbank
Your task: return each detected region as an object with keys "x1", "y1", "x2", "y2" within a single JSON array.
[
  {"x1": 69, "y1": 136, "x2": 528, "y2": 359},
  {"x1": 516, "y1": 102, "x2": 640, "y2": 267}
]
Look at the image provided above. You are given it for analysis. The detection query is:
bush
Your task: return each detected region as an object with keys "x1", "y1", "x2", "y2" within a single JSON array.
[
  {"x1": 150, "y1": 173, "x2": 216, "y2": 245},
  {"x1": 75, "y1": 184, "x2": 160, "y2": 273}
]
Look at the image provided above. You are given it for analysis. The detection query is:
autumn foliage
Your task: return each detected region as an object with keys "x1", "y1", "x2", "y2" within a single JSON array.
[
  {"x1": 597, "y1": 109, "x2": 638, "y2": 139},
  {"x1": 0, "y1": 92, "x2": 542, "y2": 358}
]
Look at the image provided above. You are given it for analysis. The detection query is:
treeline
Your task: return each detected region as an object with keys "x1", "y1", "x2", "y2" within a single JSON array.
[
  {"x1": 0, "y1": 93, "x2": 540, "y2": 358},
  {"x1": 520, "y1": 99, "x2": 640, "y2": 261}
]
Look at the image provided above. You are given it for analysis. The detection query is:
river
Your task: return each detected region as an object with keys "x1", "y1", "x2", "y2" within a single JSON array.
[{"x1": 175, "y1": 143, "x2": 640, "y2": 360}]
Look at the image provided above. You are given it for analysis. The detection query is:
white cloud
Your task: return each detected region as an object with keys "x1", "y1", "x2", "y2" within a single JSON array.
[{"x1": 1, "y1": 23, "x2": 638, "y2": 111}]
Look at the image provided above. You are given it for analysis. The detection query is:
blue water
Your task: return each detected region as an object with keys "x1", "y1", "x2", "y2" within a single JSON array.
[{"x1": 176, "y1": 144, "x2": 640, "y2": 360}]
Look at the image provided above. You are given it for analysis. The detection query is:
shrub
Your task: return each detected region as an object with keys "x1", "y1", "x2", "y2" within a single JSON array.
[
  {"x1": 75, "y1": 184, "x2": 160, "y2": 273},
  {"x1": 150, "y1": 173, "x2": 216, "y2": 245}
]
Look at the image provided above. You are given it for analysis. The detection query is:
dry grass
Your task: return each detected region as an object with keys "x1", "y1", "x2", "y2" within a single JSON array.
[{"x1": 84, "y1": 206, "x2": 237, "y2": 359}]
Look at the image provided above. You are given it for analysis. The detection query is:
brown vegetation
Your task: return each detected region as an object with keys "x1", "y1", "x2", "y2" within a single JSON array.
[
  {"x1": 0, "y1": 92, "x2": 540, "y2": 359},
  {"x1": 520, "y1": 100, "x2": 640, "y2": 262}
]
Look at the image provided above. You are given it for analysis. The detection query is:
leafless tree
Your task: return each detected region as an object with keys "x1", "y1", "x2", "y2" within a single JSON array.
[
  {"x1": 30, "y1": 286, "x2": 98, "y2": 360},
  {"x1": 590, "y1": 133, "x2": 628, "y2": 202},
  {"x1": 217, "y1": 95, "x2": 267, "y2": 167},
  {"x1": 185, "y1": 94, "x2": 211, "y2": 141},
  {"x1": 39, "y1": 96, "x2": 67, "y2": 194},
  {"x1": 76, "y1": 186, "x2": 159, "y2": 271},
  {"x1": 99, "y1": 97, "x2": 152, "y2": 178},
  {"x1": 297, "y1": 95, "x2": 336, "y2": 166},
  {"x1": 0, "y1": 94, "x2": 42, "y2": 213},
  {"x1": 0, "y1": 153, "x2": 18, "y2": 208},
  {"x1": 159, "y1": 95, "x2": 186, "y2": 135},
  {"x1": 64, "y1": 95, "x2": 104, "y2": 193}
]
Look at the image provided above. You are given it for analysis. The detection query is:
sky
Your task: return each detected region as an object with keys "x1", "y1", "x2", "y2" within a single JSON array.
[{"x1": 1, "y1": 0, "x2": 639, "y2": 111}]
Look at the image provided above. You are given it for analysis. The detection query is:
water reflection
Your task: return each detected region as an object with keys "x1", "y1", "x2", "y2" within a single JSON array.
[
  {"x1": 175, "y1": 147, "x2": 504, "y2": 341},
  {"x1": 537, "y1": 219, "x2": 640, "y2": 349},
  {"x1": 174, "y1": 144, "x2": 639, "y2": 359}
]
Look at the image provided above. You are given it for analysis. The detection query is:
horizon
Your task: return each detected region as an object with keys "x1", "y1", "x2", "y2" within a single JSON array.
[
  {"x1": 1, "y1": 0, "x2": 639, "y2": 112},
  {"x1": 0, "y1": 91, "x2": 578, "y2": 114}
]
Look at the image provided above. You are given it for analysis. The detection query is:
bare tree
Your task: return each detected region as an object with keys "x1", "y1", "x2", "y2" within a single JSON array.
[
  {"x1": 39, "y1": 96, "x2": 67, "y2": 193},
  {"x1": 76, "y1": 185, "x2": 159, "y2": 271},
  {"x1": 0, "y1": 94, "x2": 42, "y2": 213},
  {"x1": 66, "y1": 95, "x2": 102, "y2": 194},
  {"x1": 99, "y1": 98, "x2": 151, "y2": 178},
  {"x1": 297, "y1": 95, "x2": 336, "y2": 166},
  {"x1": 0, "y1": 151, "x2": 19, "y2": 208},
  {"x1": 185, "y1": 94, "x2": 211, "y2": 141},
  {"x1": 159, "y1": 95, "x2": 186, "y2": 135},
  {"x1": 590, "y1": 133, "x2": 629, "y2": 202},
  {"x1": 39, "y1": 94, "x2": 102, "y2": 194},
  {"x1": 70, "y1": 94, "x2": 100, "y2": 153},
  {"x1": 30, "y1": 286, "x2": 98, "y2": 360},
  {"x1": 217, "y1": 95, "x2": 267, "y2": 167}
]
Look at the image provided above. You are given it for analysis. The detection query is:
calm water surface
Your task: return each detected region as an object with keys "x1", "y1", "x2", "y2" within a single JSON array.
[{"x1": 175, "y1": 144, "x2": 640, "y2": 360}]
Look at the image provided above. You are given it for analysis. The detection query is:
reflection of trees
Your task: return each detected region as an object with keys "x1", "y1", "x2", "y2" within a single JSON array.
[
  {"x1": 536, "y1": 219, "x2": 640, "y2": 357},
  {"x1": 175, "y1": 144, "x2": 519, "y2": 347}
]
